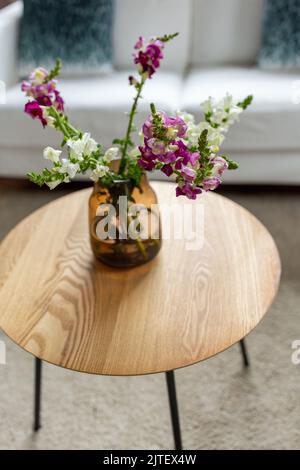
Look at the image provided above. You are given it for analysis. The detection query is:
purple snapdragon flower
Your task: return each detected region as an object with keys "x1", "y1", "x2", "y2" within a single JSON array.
[
  {"x1": 24, "y1": 101, "x2": 48, "y2": 128},
  {"x1": 142, "y1": 112, "x2": 187, "y2": 139},
  {"x1": 138, "y1": 110, "x2": 204, "y2": 199},
  {"x1": 22, "y1": 66, "x2": 64, "y2": 127},
  {"x1": 53, "y1": 90, "x2": 64, "y2": 111},
  {"x1": 180, "y1": 166, "x2": 196, "y2": 182},
  {"x1": 202, "y1": 177, "x2": 221, "y2": 191},
  {"x1": 211, "y1": 156, "x2": 228, "y2": 176},
  {"x1": 176, "y1": 183, "x2": 202, "y2": 200},
  {"x1": 164, "y1": 114, "x2": 187, "y2": 138},
  {"x1": 29, "y1": 67, "x2": 49, "y2": 85},
  {"x1": 134, "y1": 37, "x2": 164, "y2": 78},
  {"x1": 21, "y1": 80, "x2": 56, "y2": 98}
]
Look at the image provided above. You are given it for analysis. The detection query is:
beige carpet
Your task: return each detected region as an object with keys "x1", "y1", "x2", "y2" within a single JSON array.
[{"x1": 0, "y1": 180, "x2": 300, "y2": 450}]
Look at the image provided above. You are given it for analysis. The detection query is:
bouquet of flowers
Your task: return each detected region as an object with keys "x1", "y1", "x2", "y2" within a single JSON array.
[{"x1": 22, "y1": 33, "x2": 252, "y2": 200}]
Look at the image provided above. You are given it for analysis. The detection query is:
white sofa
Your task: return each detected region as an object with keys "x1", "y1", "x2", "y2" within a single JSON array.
[{"x1": 1, "y1": 0, "x2": 300, "y2": 183}]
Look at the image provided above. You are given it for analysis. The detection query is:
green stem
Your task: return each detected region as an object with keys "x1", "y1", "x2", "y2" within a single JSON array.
[
  {"x1": 51, "y1": 107, "x2": 71, "y2": 138},
  {"x1": 135, "y1": 237, "x2": 148, "y2": 260},
  {"x1": 127, "y1": 212, "x2": 148, "y2": 260},
  {"x1": 65, "y1": 121, "x2": 79, "y2": 137},
  {"x1": 119, "y1": 79, "x2": 145, "y2": 176},
  {"x1": 51, "y1": 107, "x2": 79, "y2": 139}
]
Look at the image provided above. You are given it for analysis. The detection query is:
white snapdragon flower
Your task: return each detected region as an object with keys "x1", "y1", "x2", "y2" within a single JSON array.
[
  {"x1": 202, "y1": 94, "x2": 243, "y2": 132},
  {"x1": 104, "y1": 147, "x2": 119, "y2": 162},
  {"x1": 212, "y1": 110, "x2": 228, "y2": 126},
  {"x1": 225, "y1": 105, "x2": 243, "y2": 126},
  {"x1": 67, "y1": 133, "x2": 98, "y2": 161},
  {"x1": 202, "y1": 97, "x2": 213, "y2": 115},
  {"x1": 185, "y1": 120, "x2": 224, "y2": 151},
  {"x1": 207, "y1": 127, "x2": 225, "y2": 149},
  {"x1": 90, "y1": 164, "x2": 110, "y2": 182},
  {"x1": 46, "y1": 179, "x2": 61, "y2": 190},
  {"x1": 222, "y1": 93, "x2": 233, "y2": 110},
  {"x1": 45, "y1": 157, "x2": 80, "y2": 190},
  {"x1": 43, "y1": 146, "x2": 62, "y2": 163},
  {"x1": 185, "y1": 124, "x2": 201, "y2": 146},
  {"x1": 58, "y1": 159, "x2": 80, "y2": 181},
  {"x1": 82, "y1": 132, "x2": 98, "y2": 155},
  {"x1": 67, "y1": 139, "x2": 85, "y2": 161},
  {"x1": 176, "y1": 111, "x2": 195, "y2": 125}
]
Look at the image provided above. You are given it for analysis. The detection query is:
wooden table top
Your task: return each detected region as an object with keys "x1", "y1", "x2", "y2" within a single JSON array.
[{"x1": 0, "y1": 182, "x2": 281, "y2": 376}]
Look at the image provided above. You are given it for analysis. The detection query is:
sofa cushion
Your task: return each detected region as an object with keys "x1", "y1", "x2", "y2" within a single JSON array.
[
  {"x1": 181, "y1": 67, "x2": 300, "y2": 152},
  {"x1": 0, "y1": 71, "x2": 182, "y2": 151},
  {"x1": 258, "y1": 0, "x2": 300, "y2": 70},
  {"x1": 191, "y1": 0, "x2": 264, "y2": 66},
  {"x1": 113, "y1": 0, "x2": 192, "y2": 73},
  {"x1": 19, "y1": 0, "x2": 114, "y2": 76}
]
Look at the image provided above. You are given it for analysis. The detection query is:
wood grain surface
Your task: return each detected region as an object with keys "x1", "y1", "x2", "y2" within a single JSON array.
[{"x1": 0, "y1": 182, "x2": 281, "y2": 375}]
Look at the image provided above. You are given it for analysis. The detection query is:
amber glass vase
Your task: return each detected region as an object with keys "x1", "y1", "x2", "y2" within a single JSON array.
[{"x1": 89, "y1": 175, "x2": 162, "y2": 267}]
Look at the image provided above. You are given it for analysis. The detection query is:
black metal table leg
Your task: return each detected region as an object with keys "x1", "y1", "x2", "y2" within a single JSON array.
[
  {"x1": 165, "y1": 370, "x2": 182, "y2": 450},
  {"x1": 33, "y1": 357, "x2": 42, "y2": 432},
  {"x1": 239, "y1": 339, "x2": 250, "y2": 367}
]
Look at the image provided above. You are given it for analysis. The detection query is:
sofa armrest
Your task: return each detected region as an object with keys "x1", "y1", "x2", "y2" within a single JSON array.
[{"x1": 0, "y1": 1, "x2": 23, "y2": 88}]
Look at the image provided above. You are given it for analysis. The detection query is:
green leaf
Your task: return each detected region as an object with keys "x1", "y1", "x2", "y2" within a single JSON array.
[
  {"x1": 158, "y1": 32, "x2": 179, "y2": 42},
  {"x1": 27, "y1": 172, "x2": 44, "y2": 187},
  {"x1": 237, "y1": 95, "x2": 253, "y2": 110},
  {"x1": 149, "y1": 104, "x2": 168, "y2": 141},
  {"x1": 198, "y1": 129, "x2": 209, "y2": 153},
  {"x1": 221, "y1": 155, "x2": 239, "y2": 170},
  {"x1": 112, "y1": 138, "x2": 126, "y2": 145},
  {"x1": 150, "y1": 102, "x2": 157, "y2": 115},
  {"x1": 45, "y1": 58, "x2": 62, "y2": 82}
]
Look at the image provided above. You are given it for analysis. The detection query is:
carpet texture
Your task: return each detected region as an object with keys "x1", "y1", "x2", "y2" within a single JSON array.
[{"x1": 0, "y1": 180, "x2": 300, "y2": 450}]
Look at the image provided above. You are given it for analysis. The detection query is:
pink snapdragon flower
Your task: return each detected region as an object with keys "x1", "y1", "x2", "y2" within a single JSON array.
[
  {"x1": 139, "y1": 112, "x2": 197, "y2": 170},
  {"x1": 142, "y1": 112, "x2": 187, "y2": 139},
  {"x1": 176, "y1": 183, "x2": 202, "y2": 199},
  {"x1": 138, "y1": 111, "x2": 204, "y2": 199},
  {"x1": 134, "y1": 37, "x2": 164, "y2": 78},
  {"x1": 21, "y1": 80, "x2": 56, "y2": 99},
  {"x1": 29, "y1": 67, "x2": 49, "y2": 85},
  {"x1": 21, "y1": 66, "x2": 64, "y2": 127},
  {"x1": 53, "y1": 90, "x2": 64, "y2": 111},
  {"x1": 180, "y1": 166, "x2": 196, "y2": 182},
  {"x1": 211, "y1": 156, "x2": 228, "y2": 176},
  {"x1": 202, "y1": 177, "x2": 221, "y2": 191}
]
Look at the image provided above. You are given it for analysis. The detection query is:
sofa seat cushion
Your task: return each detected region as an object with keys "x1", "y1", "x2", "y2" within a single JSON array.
[
  {"x1": 181, "y1": 67, "x2": 300, "y2": 152},
  {"x1": 0, "y1": 71, "x2": 182, "y2": 151}
]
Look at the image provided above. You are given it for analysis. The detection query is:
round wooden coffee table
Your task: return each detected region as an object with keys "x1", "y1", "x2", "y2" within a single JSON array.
[{"x1": 0, "y1": 182, "x2": 281, "y2": 449}]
